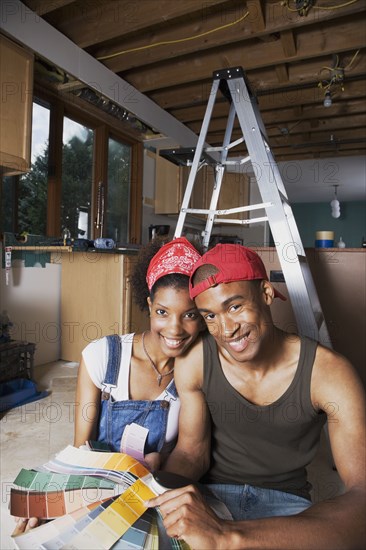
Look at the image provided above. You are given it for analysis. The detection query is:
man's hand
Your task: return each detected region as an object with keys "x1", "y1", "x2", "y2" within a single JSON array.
[
  {"x1": 145, "y1": 485, "x2": 229, "y2": 549},
  {"x1": 144, "y1": 452, "x2": 161, "y2": 472}
]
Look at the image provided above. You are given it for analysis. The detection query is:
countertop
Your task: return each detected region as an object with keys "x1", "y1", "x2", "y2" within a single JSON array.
[{"x1": 6, "y1": 245, "x2": 140, "y2": 255}]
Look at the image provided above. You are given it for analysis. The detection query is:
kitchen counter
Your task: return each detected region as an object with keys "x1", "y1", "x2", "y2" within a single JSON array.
[{"x1": 7, "y1": 245, "x2": 140, "y2": 254}]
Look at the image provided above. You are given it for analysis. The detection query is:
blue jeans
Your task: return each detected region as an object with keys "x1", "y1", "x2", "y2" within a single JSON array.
[{"x1": 204, "y1": 483, "x2": 312, "y2": 520}]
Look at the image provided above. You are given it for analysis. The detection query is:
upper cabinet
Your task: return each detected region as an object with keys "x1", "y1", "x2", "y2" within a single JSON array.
[
  {"x1": 155, "y1": 150, "x2": 249, "y2": 222},
  {"x1": 0, "y1": 35, "x2": 34, "y2": 175}
]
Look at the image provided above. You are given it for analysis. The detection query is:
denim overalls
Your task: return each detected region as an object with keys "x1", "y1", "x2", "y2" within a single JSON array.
[{"x1": 97, "y1": 335, "x2": 178, "y2": 453}]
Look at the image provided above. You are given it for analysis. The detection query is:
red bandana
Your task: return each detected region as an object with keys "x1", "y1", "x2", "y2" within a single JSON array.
[{"x1": 146, "y1": 237, "x2": 201, "y2": 291}]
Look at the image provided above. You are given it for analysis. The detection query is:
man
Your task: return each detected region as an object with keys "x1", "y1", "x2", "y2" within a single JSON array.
[{"x1": 147, "y1": 244, "x2": 366, "y2": 549}]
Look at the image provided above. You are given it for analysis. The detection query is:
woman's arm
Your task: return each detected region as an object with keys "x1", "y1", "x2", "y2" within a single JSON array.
[{"x1": 74, "y1": 357, "x2": 101, "y2": 447}]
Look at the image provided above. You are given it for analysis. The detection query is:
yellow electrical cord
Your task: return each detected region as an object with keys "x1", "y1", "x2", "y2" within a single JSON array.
[
  {"x1": 97, "y1": 0, "x2": 360, "y2": 62},
  {"x1": 282, "y1": 0, "x2": 360, "y2": 12},
  {"x1": 97, "y1": 10, "x2": 250, "y2": 61},
  {"x1": 343, "y1": 49, "x2": 360, "y2": 71}
]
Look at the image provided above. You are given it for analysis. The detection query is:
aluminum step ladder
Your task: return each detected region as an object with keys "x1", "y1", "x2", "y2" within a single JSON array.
[{"x1": 173, "y1": 67, "x2": 331, "y2": 346}]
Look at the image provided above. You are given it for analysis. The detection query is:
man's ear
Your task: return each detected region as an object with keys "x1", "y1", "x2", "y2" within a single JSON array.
[{"x1": 261, "y1": 280, "x2": 275, "y2": 305}]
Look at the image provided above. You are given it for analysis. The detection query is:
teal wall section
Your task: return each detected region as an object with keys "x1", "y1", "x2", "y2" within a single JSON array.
[{"x1": 291, "y1": 201, "x2": 366, "y2": 248}]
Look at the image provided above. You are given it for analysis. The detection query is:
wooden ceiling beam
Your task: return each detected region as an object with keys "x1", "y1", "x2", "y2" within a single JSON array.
[
  {"x1": 280, "y1": 30, "x2": 296, "y2": 57},
  {"x1": 24, "y1": 0, "x2": 75, "y2": 15},
  {"x1": 246, "y1": 0, "x2": 266, "y2": 32},
  {"x1": 91, "y1": 1, "x2": 365, "y2": 73},
  {"x1": 44, "y1": 0, "x2": 228, "y2": 49},
  {"x1": 148, "y1": 50, "x2": 366, "y2": 109},
  {"x1": 206, "y1": 119, "x2": 366, "y2": 145},
  {"x1": 123, "y1": 17, "x2": 365, "y2": 92},
  {"x1": 275, "y1": 64, "x2": 289, "y2": 83},
  {"x1": 189, "y1": 100, "x2": 366, "y2": 133},
  {"x1": 170, "y1": 79, "x2": 366, "y2": 122}
]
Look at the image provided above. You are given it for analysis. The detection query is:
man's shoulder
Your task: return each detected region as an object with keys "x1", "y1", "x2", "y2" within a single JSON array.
[{"x1": 311, "y1": 341, "x2": 364, "y2": 404}]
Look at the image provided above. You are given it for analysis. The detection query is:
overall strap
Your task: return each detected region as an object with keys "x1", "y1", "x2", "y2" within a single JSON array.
[
  {"x1": 101, "y1": 335, "x2": 122, "y2": 400},
  {"x1": 163, "y1": 379, "x2": 178, "y2": 400}
]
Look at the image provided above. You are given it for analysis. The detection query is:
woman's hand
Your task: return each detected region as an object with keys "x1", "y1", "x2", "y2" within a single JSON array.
[{"x1": 12, "y1": 517, "x2": 41, "y2": 537}]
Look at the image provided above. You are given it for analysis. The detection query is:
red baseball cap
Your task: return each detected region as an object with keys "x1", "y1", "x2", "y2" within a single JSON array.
[{"x1": 189, "y1": 244, "x2": 286, "y2": 301}]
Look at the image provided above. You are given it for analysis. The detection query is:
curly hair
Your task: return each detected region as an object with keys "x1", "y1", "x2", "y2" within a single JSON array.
[{"x1": 131, "y1": 236, "x2": 204, "y2": 311}]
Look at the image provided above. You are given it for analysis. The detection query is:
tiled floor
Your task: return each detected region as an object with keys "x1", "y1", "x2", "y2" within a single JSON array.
[
  {"x1": 0, "y1": 361, "x2": 79, "y2": 549},
  {"x1": 0, "y1": 361, "x2": 345, "y2": 549}
]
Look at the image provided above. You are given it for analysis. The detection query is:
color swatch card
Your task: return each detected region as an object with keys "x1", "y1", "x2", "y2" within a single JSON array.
[
  {"x1": 13, "y1": 469, "x2": 115, "y2": 491},
  {"x1": 10, "y1": 486, "x2": 116, "y2": 519},
  {"x1": 10, "y1": 445, "x2": 191, "y2": 550},
  {"x1": 121, "y1": 423, "x2": 149, "y2": 464}
]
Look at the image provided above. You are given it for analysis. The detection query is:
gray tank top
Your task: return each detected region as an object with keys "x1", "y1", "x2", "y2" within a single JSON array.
[{"x1": 202, "y1": 332, "x2": 326, "y2": 498}]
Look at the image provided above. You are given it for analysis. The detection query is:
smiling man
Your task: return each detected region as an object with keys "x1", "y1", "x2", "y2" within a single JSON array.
[{"x1": 148, "y1": 244, "x2": 366, "y2": 550}]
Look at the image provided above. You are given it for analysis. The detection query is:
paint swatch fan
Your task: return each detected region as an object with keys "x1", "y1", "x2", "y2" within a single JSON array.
[{"x1": 9, "y1": 445, "x2": 190, "y2": 550}]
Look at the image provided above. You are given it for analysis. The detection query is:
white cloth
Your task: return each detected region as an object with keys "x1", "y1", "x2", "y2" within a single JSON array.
[{"x1": 82, "y1": 333, "x2": 180, "y2": 444}]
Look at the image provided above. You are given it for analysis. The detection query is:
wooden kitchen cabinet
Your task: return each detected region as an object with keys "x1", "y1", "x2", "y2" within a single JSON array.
[
  {"x1": 0, "y1": 34, "x2": 34, "y2": 175},
  {"x1": 155, "y1": 151, "x2": 249, "y2": 221},
  {"x1": 60, "y1": 251, "x2": 149, "y2": 362}
]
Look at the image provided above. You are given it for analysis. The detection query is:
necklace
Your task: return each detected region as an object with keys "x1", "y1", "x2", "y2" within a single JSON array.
[{"x1": 142, "y1": 331, "x2": 174, "y2": 386}]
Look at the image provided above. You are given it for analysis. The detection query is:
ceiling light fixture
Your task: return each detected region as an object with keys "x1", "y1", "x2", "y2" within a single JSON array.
[
  {"x1": 330, "y1": 185, "x2": 341, "y2": 219},
  {"x1": 323, "y1": 90, "x2": 332, "y2": 108}
]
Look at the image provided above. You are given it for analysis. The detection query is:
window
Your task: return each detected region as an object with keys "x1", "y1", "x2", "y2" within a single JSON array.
[
  {"x1": 1, "y1": 92, "x2": 141, "y2": 243},
  {"x1": 61, "y1": 117, "x2": 93, "y2": 239},
  {"x1": 107, "y1": 137, "x2": 131, "y2": 243},
  {"x1": 1, "y1": 100, "x2": 50, "y2": 235}
]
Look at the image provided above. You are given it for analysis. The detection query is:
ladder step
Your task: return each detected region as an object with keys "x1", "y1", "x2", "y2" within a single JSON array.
[
  {"x1": 216, "y1": 216, "x2": 268, "y2": 225},
  {"x1": 159, "y1": 147, "x2": 217, "y2": 167},
  {"x1": 183, "y1": 202, "x2": 272, "y2": 216}
]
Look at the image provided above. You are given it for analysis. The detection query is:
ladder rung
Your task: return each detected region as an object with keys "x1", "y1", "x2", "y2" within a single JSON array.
[
  {"x1": 215, "y1": 216, "x2": 268, "y2": 225},
  {"x1": 183, "y1": 202, "x2": 272, "y2": 217},
  {"x1": 206, "y1": 137, "x2": 245, "y2": 153},
  {"x1": 216, "y1": 202, "x2": 272, "y2": 215},
  {"x1": 224, "y1": 155, "x2": 251, "y2": 166}
]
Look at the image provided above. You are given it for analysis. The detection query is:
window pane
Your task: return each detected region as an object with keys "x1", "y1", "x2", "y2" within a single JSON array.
[
  {"x1": 61, "y1": 117, "x2": 93, "y2": 239},
  {"x1": 1, "y1": 101, "x2": 50, "y2": 234},
  {"x1": 107, "y1": 137, "x2": 131, "y2": 243}
]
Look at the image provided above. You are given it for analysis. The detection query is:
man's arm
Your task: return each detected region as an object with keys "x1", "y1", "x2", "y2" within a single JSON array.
[
  {"x1": 74, "y1": 358, "x2": 100, "y2": 447},
  {"x1": 163, "y1": 337, "x2": 211, "y2": 480},
  {"x1": 149, "y1": 347, "x2": 366, "y2": 549}
]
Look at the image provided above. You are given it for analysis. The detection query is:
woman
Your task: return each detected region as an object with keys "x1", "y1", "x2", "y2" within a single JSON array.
[
  {"x1": 12, "y1": 237, "x2": 204, "y2": 536},
  {"x1": 74, "y1": 236, "x2": 204, "y2": 469}
]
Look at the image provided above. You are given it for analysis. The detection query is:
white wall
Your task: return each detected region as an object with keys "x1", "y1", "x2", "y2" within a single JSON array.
[{"x1": 0, "y1": 247, "x2": 61, "y2": 367}]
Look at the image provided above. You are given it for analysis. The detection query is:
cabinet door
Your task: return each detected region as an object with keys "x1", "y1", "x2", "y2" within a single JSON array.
[
  {"x1": 218, "y1": 171, "x2": 250, "y2": 221},
  {"x1": 155, "y1": 152, "x2": 182, "y2": 214},
  {"x1": 0, "y1": 35, "x2": 34, "y2": 175},
  {"x1": 204, "y1": 168, "x2": 250, "y2": 222}
]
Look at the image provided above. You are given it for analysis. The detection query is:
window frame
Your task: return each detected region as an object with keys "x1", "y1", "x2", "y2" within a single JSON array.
[{"x1": 3, "y1": 84, "x2": 143, "y2": 243}]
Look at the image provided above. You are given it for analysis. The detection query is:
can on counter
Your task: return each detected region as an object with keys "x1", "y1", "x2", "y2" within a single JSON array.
[{"x1": 315, "y1": 231, "x2": 334, "y2": 248}]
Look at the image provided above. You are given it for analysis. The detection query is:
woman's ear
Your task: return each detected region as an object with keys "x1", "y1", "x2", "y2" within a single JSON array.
[
  {"x1": 147, "y1": 297, "x2": 152, "y2": 315},
  {"x1": 261, "y1": 280, "x2": 275, "y2": 305}
]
